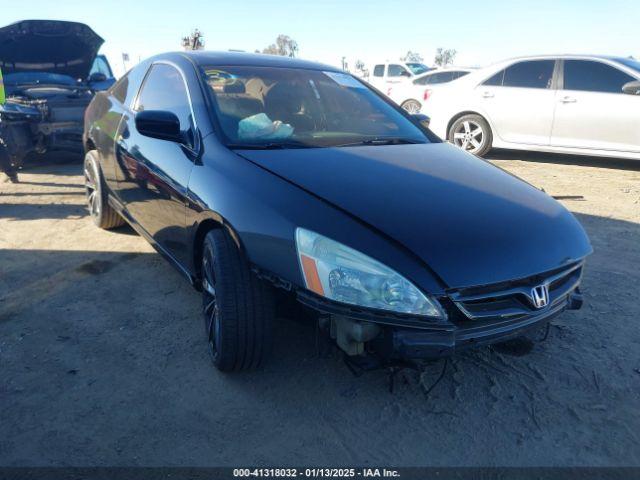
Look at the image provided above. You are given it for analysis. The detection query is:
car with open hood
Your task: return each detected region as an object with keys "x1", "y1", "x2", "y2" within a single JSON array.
[
  {"x1": 0, "y1": 20, "x2": 114, "y2": 167},
  {"x1": 83, "y1": 51, "x2": 592, "y2": 372}
]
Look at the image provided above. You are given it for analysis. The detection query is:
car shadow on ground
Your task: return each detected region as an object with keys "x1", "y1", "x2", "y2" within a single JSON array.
[
  {"x1": 487, "y1": 149, "x2": 640, "y2": 171},
  {"x1": 1, "y1": 211, "x2": 639, "y2": 465}
]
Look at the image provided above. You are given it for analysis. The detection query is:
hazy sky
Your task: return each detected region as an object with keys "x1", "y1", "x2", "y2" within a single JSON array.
[{"x1": 3, "y1": 0, "x2": 639, "y2": 77}]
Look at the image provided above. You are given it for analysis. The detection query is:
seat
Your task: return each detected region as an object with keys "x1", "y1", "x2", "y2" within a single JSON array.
[{"x1": 215, "y1": 82, "x2": 265, "y2": 137}]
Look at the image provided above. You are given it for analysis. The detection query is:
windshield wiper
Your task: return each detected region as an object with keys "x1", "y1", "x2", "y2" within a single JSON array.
[
  {"x1": 332, "y1": 137, "x2": 425, "y2": 148},
  {"x1": 227, "y1": 141, "x2": 315, "y2": 150}
]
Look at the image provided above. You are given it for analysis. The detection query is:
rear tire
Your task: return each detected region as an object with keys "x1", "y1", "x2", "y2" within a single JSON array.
[
  {"x1": 448, "y1": 114, "x2": 493, "y2": 157},
  {"x1": 84, "y1": 150, "x2": 125, "y2": 229},
  {"x1": 201, "y1": 229, "x2": 275, "y2": 372}
]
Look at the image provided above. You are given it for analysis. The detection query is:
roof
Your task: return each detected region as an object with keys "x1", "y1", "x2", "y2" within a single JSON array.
[
  {"x1": 172, "y1": 51, "x2": 341, "y2": 72},
  {"x1": 499, "y1": 54, "x2": 631, "y2": 63}
]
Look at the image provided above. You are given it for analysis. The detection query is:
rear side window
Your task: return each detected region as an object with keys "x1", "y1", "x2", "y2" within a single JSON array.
[
  {"x1": 387, "y1": 64, "x2": 409, "y2": 77},
  {"x1": 135, "y1": 63, "x2": 194, "y2": 144},
  {"x1": 483, "y1": 69, "x2": 505, "y2": 86},
  {"x1": 373, "y1": 65, "x2": 384, "y2": 77},
  {"x1": 110, "y1": 74, "x2": 129, "y2": 103},
  {"x1": 484, "y1": 60, "x2": 555, "y2": 89},
  {"x1": 453, "y1": 71, "x2": 470, "y2": 80},
  {"x1": 431, "y1": 72, "x2": 456, "y2": 83},
  {"x1": 564, "y1": 60, "x2": 635, "y2": 93},
  {"x1": 109, "y1": 64, "x2": 149, "y2": 108}
]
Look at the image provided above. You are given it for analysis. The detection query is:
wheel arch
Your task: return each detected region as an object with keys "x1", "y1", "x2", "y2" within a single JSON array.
[
  {"x1": 84, "y1": 137, "x2": 97, "y2": 154},
  {"x1": 191, "y1": 214, "x2": 246, "y2": 290}
]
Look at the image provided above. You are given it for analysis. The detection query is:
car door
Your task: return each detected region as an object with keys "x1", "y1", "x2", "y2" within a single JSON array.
[
  {"x1": 475, "y1": 59, "x2": 557, "y2": 145},
  {"x1": 386, "y1": 64, "x2": 411, "y2": 87},
  {"x1": 115, "y1": 62, "x2": 197, "y2": 264},
  {"x1": 551, "y1": 59, "x2": 640, "y2": 153}
]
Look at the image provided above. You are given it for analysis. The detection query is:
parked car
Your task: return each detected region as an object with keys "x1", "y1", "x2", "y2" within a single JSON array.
[
  {"x1": 425, "y1": 55, "x2": 640, "y2": 158},
  {"x1": 387, "y1": 67, "x2": 476, "y2": 113},
  {"x1": 84, "y1": 51, "x2": 591, "y2": 372},
  {"x1": 0, "y1": 20, "x2": 115, "y2": 167},
  {"x1": 369, "y1": 61, "x2": 432, "y2": 91}
]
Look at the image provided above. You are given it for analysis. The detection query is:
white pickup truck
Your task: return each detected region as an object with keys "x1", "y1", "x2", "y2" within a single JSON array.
[{"x1": 368, "y1": 61, "x2": 432, "y2": 92}]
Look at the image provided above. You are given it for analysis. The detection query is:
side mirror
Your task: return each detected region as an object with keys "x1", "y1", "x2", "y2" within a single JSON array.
[
  {"x1": 400, "y1": 70, "x2": 412, "y2": 77},
  {"x1": 135, "y1": 110, "x2": 183, "y2": 142},
  {"x1": 622, "y1": 80, "x2": 640, "y2": 96},
  {"x1": 88, "y1": 72, "x2": 107, "y2": 83},
  {"x1": 412, "y1": 113, "x2": 431, "y2": 128}
]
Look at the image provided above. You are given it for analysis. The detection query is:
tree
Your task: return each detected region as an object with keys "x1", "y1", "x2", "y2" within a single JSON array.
[
  {"x1": 402, "y1": 51, "x2": 424, "y2": 63},
  {"x1": 434, "y1": 48, "x2": 457, "y2": 67},
  {"x1": 181, "y1": 29, "x2": 204, "y2": 51},
  {"x1": 261, "y1": 35, "x2": 299, "y2": 57}
]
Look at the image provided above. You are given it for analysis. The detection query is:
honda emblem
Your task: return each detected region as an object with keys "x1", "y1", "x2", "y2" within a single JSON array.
[{"x1": 531, "y1": 284, "x2": 550, "y2": 309}]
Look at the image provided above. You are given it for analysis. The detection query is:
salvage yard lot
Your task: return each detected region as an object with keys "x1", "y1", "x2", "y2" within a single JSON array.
[{"x1": 1, "y1": 153, "x2": 639, "y2": 466}]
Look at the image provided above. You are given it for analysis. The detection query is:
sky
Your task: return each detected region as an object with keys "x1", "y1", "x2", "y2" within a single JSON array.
[{"x1": 2, "y1": 0, "x2": 639, "y2": 77}]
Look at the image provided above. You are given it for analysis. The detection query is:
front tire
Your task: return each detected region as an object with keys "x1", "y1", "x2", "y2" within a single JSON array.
[
  {"x1": 201, "y1": 229, "x2": 275, "y2": 372},
  {"x1": 401, "y1": 99, "x2": 422, "y2": 114},
  {"x1": 84, "y1": 150, "x2": 125, "y2": 229},
  {"x1": 448, "y1": 114, "x2": 493, "y2": 157}
]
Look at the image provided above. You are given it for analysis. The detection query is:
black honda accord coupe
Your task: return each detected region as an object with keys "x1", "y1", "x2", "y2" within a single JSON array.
[{"x1": 83, "y1": 51, "x2": 592, "y2": 371}]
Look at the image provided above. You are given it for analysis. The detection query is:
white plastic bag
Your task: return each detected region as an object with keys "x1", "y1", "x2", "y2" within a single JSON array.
[{"x1": 237, "y1": 113, "x2": 294, "y2": 140}]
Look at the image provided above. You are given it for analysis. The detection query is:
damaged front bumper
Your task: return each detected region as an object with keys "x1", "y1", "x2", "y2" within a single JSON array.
[
  {"x1": 0, "y1": 87, "x2": 91, "y2": 165},
  {"x1": 298, "y1": 261, "x2": 586, "y2": 360},
  {"x1": 300, "y1": 288, "x2": 582, "y2": 359}
]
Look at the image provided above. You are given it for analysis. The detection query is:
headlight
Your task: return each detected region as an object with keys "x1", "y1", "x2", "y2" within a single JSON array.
[{"x1": 295, "y1": 228, "x2": 443, "y2": 318}]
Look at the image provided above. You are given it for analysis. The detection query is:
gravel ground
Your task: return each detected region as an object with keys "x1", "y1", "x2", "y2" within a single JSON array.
[{"x1": 1, "y1": 151, "x2": 639, "y2": 467}]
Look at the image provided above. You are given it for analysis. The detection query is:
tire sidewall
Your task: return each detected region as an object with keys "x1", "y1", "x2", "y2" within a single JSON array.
[
  {"x1": 84, "y1": 152, "x2": 104, "y2": 227},
  {"x1": 448, "y1": 114, "x2": 493, "y2": 157},
  {"x1": 401, "y1": 99, "x2": 422, "y2": 114}
]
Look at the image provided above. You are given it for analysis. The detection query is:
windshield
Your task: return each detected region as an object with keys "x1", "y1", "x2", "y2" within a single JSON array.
[
  {"x1": 615, "y1": 57, "x2": 640, "y2": 74},
  {"x1": 202, "y1": 66, "x2": 432, "y2": 149},
  {"x1": 3, "y1": 72, "x2": 77, "y2": 87},
  {"x1": 406, "y1": 63, "x2": 431, "y2": 75}
]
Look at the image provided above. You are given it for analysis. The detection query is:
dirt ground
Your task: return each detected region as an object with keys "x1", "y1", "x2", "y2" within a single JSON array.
[{"x1": 1, "y1": 151, "x2": 639, "y2": 467}]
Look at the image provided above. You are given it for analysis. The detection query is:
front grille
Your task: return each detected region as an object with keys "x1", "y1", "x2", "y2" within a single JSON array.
[{"x1": 448, "y1": 262, "x2": 583, "y2": 323}]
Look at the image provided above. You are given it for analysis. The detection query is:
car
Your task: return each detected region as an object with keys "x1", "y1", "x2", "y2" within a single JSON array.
[
  {"x1": 425, "y1": 54, "x2": 640, "y2": 158},
  {"x1": 386, "y1": 67, "x2": 476, "y2": 114},
  {"x1": 83, "y1": 51, "x2": 592, "y2": 372},
  {"x1": 368, "y1": 61, "x2": 432, "y2": 91},
  {"x1": 0, "y1": 20, "x2": 115, "y2": 167}
]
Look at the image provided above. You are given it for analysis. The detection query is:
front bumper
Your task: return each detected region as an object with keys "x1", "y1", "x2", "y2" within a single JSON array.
[
  {"x1": 297, "y1": 284, "x2": 583, "y2": 360},
  {"x1": 391, "y1": 289, "x2": 582, "y2": 358}
]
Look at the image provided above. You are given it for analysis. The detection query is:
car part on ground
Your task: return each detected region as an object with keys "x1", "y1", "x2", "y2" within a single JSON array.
[{"x1": 84, "y1": 51, "x2": 591, "y2": 372}]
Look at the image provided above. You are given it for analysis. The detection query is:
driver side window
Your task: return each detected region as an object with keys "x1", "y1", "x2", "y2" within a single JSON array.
[{"x1": 135, "y1": 63, "x2": 195, "y2": 146}]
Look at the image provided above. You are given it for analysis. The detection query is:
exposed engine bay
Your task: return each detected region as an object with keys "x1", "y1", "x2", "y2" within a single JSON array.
[
  {"x1": 1, "y1": 85, "x2": 94, "y2": 166},
  {"x1": 0, "y1": 19, "x2": 113, "y2": 170}
]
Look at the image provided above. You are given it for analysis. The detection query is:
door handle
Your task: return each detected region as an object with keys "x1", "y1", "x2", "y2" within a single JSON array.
[
  {"x1": 482, "y1": 91, "x2": 494, "y2": 98},
  {"x1": 560, "y1": 96, "x2": 577, "y2": 104}
]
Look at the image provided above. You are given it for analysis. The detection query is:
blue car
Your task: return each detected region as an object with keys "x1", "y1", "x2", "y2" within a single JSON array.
[
  {"x1": 0, "y1": 20, "x2": 114, "y2": 166},
  {"x1": 83, "y1": 51, "x2": 592, "y2": 372}
]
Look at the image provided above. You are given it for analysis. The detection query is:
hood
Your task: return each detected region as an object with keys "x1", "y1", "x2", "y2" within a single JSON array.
[
  {"x1": 238, "y1": 143, "x2": 592, "y2": 289},
  {"x1": 0, "y1": 20, "x2": 104, "y2": 80}
]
